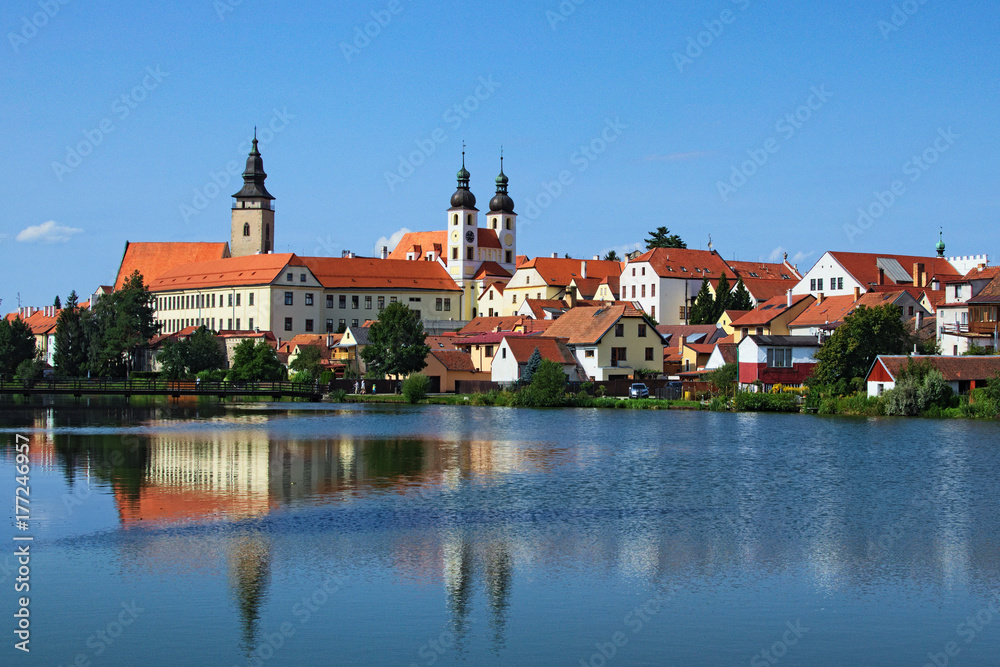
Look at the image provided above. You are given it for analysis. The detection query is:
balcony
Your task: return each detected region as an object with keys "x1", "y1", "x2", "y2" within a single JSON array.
[{"x1": 941, "y1": 322, "x2": 999, "y2": 337}]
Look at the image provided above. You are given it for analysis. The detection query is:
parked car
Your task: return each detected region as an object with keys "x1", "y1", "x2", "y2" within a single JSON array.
[{"x1": 629, "y1": 382, "x2": 649, "y2": 399}]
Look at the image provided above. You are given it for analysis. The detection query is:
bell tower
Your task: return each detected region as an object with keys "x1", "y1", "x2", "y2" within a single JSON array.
[
  {"x1": 446, "y1": 149, "x2": 479, "y2": 284},
  {"x1": 231, "y1": 130, "x2": 275, "y2": 257},
  {"x1": 488, "y1": 152, "x2": 516, "y2": 273}
]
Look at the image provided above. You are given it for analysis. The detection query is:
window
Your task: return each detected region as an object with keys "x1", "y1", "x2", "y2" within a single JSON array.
[
  {"x1": 413, "y1": 310, "x2": 421, "y2": 319},
  {"x1": 641, "y1": 267, "x2": 646, "y2": 276},
  {"x1": 378, "y1": 296, "x2": 385, "y2": 310},
  {"x1": 305, "y1": 319, "x2": 314, "y2": 332},
  {"x1": 243, "y1": 223, "x2": 250, "y2": 236},
  {"x1": 621, "y1": 287, "x2": 626, "y2": 299},
  {"x1": 227, "y1": 318, "x2": 233, "y2": 329},
  {"x1": 248, "y1": 293, "x2": 254, "y2": 306},
  {"x1": 641, "y1": 285, "x2": 646, "y2": 298},
  {"x1": 339, "y1": 319, "x2": 346, "y2": 330},
  {"x1": 409, "y1": 297, "x2": 422, "y2": 302},
  {"x1": 436, "y1": 298, "x2": 443, "y2": 311},
  {"x1": 810, "y1": 279, "x2": 816, "y2": 291},
  {"x1": 284, "y1": 318, "x2": 292, "y2": 331},
  {"x1": 631, "y1": 285, "x2": 636, "y2": 298},
  {"x1": 390, "y1": 296, "x2": 397, "y2": 303},
  {"x1": 611, "y1": 347, "x2": 627, "y2": 366},
  {"x1": 235, "y1": 318, "x2": 240, "y2": 329},
  {"x1": 211, "y1": 294, "x2": 216, "y2": 308},
  {"x1": 585, "y1": 350, "x2": 595, "y2": 358},
  {"x1": 300, "y1": 274, "x2": 307, "y2": 283},
  {"x1": 817, "y1": 278, "x2": 824, "y2": 291},
  {"x1": 453, "y1": 214, "x2": 458, "y2": 226},
  {"x1": 485, "y1": 345, "x2": 494, "y2": 357},
  {"x1": 638, "y1": 323, "x2": 647, "y2": 337},
  {"x1": 467, "y1": 214, "x2": 472, "y2": 225},
  {"x1": 837, "y1": 277, "x2": 844, "y2": 290},
  {"x1": 467, "y1": 248, "x2": 473, "y2": 260},
  {"x1": 512, "y1": 294, "x2": 517, "y2": 304},
  {"x1": 908, "y1": 306, "x2": 914, "y2": 316},
  {"x1": 501, "y1": 347, "x2": 507, "y2": 359},
  {"x1": 339, "y1": 295, "x2": 347, "y2": 308},
  {"x1": 488, "y1": 291, "x2": 494, "y2": 301},
  {"x1": 741, "y1": 327, "x2": 749, "y2": 338},
  {"x1": 285, "y1": 292, "x2": 293, "y2": 306},
  {"x1": 767, "y1": 348, "x2": 793, "y2": 368},
  {"x1": 248, "y1": 317, "x2": 254, "y2": 330},
  {"x1": 352, "y1": 296, "x2": 359, "y2": 309},
  {"x1": 452, "y1": 248, "x2": 458, "y2": 260},
  {"x1": 325, "y1": 295, "x2": 333, "y2": 308},
  {"x1": 235, "y1": 293, "x2": 241, "y2": 306},
  {"x1": 646, "y1": 347, "x2": 654, "y2": 361},
  {"x1": 326, "y1": 319, "x2": 334, "y2": 333},
  {"x1": 651, "y1": 305, "x2": 656, "y2": 319},
  {"x1": 305, "y1": 293, "x2": 314, "y2": 306},
  {"x1": 506, "y1": 218, "x2": 511, "y2": 229},
  {"x1": 444, "y1": 298, "x2": 451, "y2": 312},
  {"x1": 756, "y1": 327, "x2": 764, "y2": 335},
  {"x1": 287, "y1": 272, "x2": 293, "y2": 282},
  {"x1": 615, "y1": 323, "x2": 624, "y2": 337},
  {"x1": 505, "y1": 251, "x2": 512, "y2": 263},
  {"x1": 352, "y1": 319, "x2": 359, "y2": 328},
  {"x1": 364, "y1": 296, "x2": 372, "y2": 309},
  {"x1": 651, "y1": 283, "x2": 655, "y2": 297}
]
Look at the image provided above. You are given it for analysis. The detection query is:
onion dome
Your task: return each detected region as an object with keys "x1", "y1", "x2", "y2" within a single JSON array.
[
  {"x1": 450, "y1": 151, "x2": 477, "y2": 209},
  {"x1": 489, "y1": 156, "x2": 515, "y2": 213},
  {"x1": 232, "y1": 129, "x2": 274, "y2": 200},
  {"x1": 936, "y1": 229, "x2": 946, "y2": 258}
]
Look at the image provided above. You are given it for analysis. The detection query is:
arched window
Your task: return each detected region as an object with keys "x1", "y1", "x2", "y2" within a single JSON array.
[
  {"x1": 467, "y1": 214, "x2": 472, "y2": 225},
  {"x1": 453, "y1": 214, "x2": 458, "y2": 226},
  {"x1": 505, "y1": 218, "x2": 512, "y2": 230},
  {"x1": 243, "y1": 223, "x2": 250, "y2": 237}
]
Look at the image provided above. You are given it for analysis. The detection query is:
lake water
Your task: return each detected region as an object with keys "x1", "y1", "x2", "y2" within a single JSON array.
[{"x1": 2, "y1": 401, "x2": 1000, "y2": 666}]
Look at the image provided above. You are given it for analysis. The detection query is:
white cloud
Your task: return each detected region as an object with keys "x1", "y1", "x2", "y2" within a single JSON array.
[
  {"x1": 766, "y1": 246, "x2": 814, "y2": 266},
  {"x1": 373, "y1": 227, "x2": 411, "y2": 256},
  {"x1": 16, "y1": 220, "x2": 83, "y2": 244}
]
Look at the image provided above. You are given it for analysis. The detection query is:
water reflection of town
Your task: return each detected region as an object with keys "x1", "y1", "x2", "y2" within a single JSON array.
[{"x1": 24, "y1": 408, "x2": 1000, "y2": 655}]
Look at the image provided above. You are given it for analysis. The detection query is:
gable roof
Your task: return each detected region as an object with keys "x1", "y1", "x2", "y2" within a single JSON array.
[
  {"x1": 727, "y1": 260, "x2": 800, "y2": 281},
  {"x1": 826, "y1": 251, "x2": 960, "y2": 289},
  {"x1": 520, "y1": 299, "x2": 570, "y2": 319},
  {"x1": 870, "y1": 355, "x2": 1000, "y2": 382},
  {"x1": 516, "y1": 257, "x2": 623, "y2": 287},
  {"x1": 473, "y1": 262, "x2": 511, "y2": 279},
  {"x1": 655, "y1": 325, "x2": 725, "y2": 348},
  {"x1": 630, "y1": 248, "x2": 735, "y2": 280},
  {"x1": 502, "y1": 337, "x2": 577, "y2": 365},
  {"x1": 542, "y1": 305, "x2": 653, "y2": 346},
  {"x1": 386, "y1": 231, "x2": 447, "y2": 261},
  {"x1": 968, "y1": 274, "x2": 1000, "y2": 304},
  {"x1": 731, "y1": 294, "x2": 815, "y2": 327},
  {"x1": 115, "y1": 241, "x2": 230, "y2": 291},
  {"x1": 479, "y1": 281, "x2": 506, "y2": 298},
  {"x1": 430, "y1": 349, "x2": 477, "y2": 372},
  {"x1": 944, "y1": 265, "x2": 1000, "y2": 284},
  {"x1": 739, "y1": 278, "x2": 797, "y2": 302},
  {"x1": 148, "y1": 253, "x2": 303, "y2": 291},
  {"x1": 789, "y1": 295, "x2": 858, "y2": 329},
  {"x1": 300, "y1": 257, "x2": 460, "y2": 291},
  {"x1": 459, "y1": 316, "x2": 553, "y2": 335},
  {"x1": 715, "y1": 342, "x2": 739, "y2": 365}
]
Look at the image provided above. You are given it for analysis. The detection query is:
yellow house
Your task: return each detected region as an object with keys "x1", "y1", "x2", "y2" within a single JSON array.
[
  {"x1": 717, "y1": 309, "x2": 751, "y2": 337},
  {"x1": 730, "y1": 294, "x2": 816, "y2": 342},
  {"x1": 502, "y1": 257, "x2": 623, "y2": 316},
  {"x1": 542, "y1": 305, "x2": 667, "y2": 381}
]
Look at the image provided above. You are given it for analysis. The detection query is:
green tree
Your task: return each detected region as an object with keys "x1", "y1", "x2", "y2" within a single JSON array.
[
  {"x1": 882, "y1": 359, "x2": 953, "y2": 416},
  {"x1": 0, "y1": 317, "x2": 37, "y2": 379},
  {"x1": 402, "y1": 373, "x2": 430, "y2": 403},
  {"x1": 810, "y1": 304, "x2": 908, "y2": 388},
  {"x1": 705, "y1": 363, "x2": 738, "y2": 397},
  {"x1": 688, "y1": 278, "x2": 715, "y2": 325},
  {"x1": 228, "y1": 339, "x2": 285, "y2": 382},
  {"x1": 53, "y1": 291, "x2": 88, "y2": 376},
  {"x1": 729, "y1": 278, "x2": 754, "y2": 311},
  {"x1": 157, "y1": 339, "x2": 188, "y2": 379},
  {"x1": 603, "y1": 250, "x2": 621, "y2": 262},
  {"x1": 711, "y1": 273, "x2": 731, "y2": 322},
  {"x1": 289, "y1": 345, "x2": 324, "y2": 382},
  {"x1": 185, "y1": 326, "x2": 226, "y2": 375},
  {"x1": 53, "y1": 295, "x2": 61, "y2": 309},
  {"x1": 522, "y1": 347, "x2": 542, "y2": 384},
  {"x1": 521, "y1": 358, "x2": 567, "y2": 407},
  {"x1": 361, "y1": 302, "x2": 430, "y2": 378},
  {"x1": 88, "y1": 271, "x2": 157, "y2": 376},
  {"x1": 644, "y1": 226, "x2": 687, "y2": 250}
]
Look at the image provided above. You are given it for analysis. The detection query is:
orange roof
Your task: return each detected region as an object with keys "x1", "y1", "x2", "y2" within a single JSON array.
[
  {"x1": 387, "y1": 231, "x2": 447, "y2": 261},
  {"x1": 300, "y1": 257, "x2": 460, "y2": 292},
  {"x1": 542, "y1": 305, "x2": 651, "y2": 346},
  {"x1": 943, "y1": 265, "x2": 1000, "y2": 284},
  {"x1": 630, "y1": 248, "x2": 736, "y2": 280},
  {"x1": 789, "y1": 295, "x2": 857, "y2": 328},
  {"x1": 430, "y1": 350, "x2": 477, "y2": 372},
  {"x1": 148, "y1": 253, "x2": 303, "y2": 291},
  {"x1": 727, "y1": 260, "x2": 800, "y2": 281},
  {"x1": 479, "y1": 281, "x2": 506, "y2": 298},
  {"x1": 473, "y1": 262, "x2": 511, "y2": 279},
  {"x1": 739, "y1": 278, "x2": 797, "y2": 302},
  {"x1": 502, "y1": 337, "x2": 577, "y2": 365},
  {"x1": 684, "y1": 343, "x2": 717, "y2": 355},
  {"x1": 828, "y1": 251, "x2": 959, "y2": 288},
  {"x1": 19, "y1": 309, "x2": 60, "y2": 335},
  {"x1": 871, "y1": 356, "x2": 1000, "y2": 383},
  {"x1": 426, "y1": 335, "x2": 459, "y2": 350},
  {"x1": 520, "y1": 299, "x2": 569, "y2": 319},
  {"x1": 477, "y1": 228, "x2": 502, "y2": 249},
  {"x1": 458, "y1": 316, "x2": 553, "y2": 335},
  {"x1": 115, "y1": 241, "x2": 229, "y2": 291},
  {"x1": 517, "y1": 257, "x2": 623, "y2": 287},
  {"x1": 731, "y1": 294, "x2": 815, "y2": 327}
]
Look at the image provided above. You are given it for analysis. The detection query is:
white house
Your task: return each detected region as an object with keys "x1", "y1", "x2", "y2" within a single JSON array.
[
  {"x1": 618, "y1": 248, "x2": 736, "y2": 325},
  {"x1": 491, "y1": 336, "x2": 580, "y2": 384},
  {"x1": 737, "y1": 335, "x2": 821, "y2": 391}
]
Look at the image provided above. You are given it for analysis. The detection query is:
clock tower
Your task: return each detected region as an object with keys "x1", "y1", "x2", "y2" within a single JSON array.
[{"x1": 446, "y1": 151, "x2": 480, "y2": 286}]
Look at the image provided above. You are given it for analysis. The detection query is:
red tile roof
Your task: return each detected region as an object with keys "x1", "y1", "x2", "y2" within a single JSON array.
[
  {"x1": 730, "y1": 294, "x2": 815, "y2": 327},
  {"x1": 542, "y1": 305, "x2": 649, "y2": 346},
  {"x1": 727, "y1": 260, "x2": 801, "y2": 281},
  {"x1": 739, "y1": 278, "x2": 796, "y2": 302},
  {"x1": 430, "y1": 350, "x2": 477, "y2": 372},
  {"x1": 301, "y1": 257, "x2": 461, "y2": 292},
  {"x1": 871, "y1": 356, "x2": 1000, "y2": 383},
  {"x1": 458, "y1": 317, "x2": 553, "y2": 335},
  {"x1": 426, "y1": 335, "x2": 460, "y2": 350},
  {"x1": 387, "y1": 231, "x2": 447, "y2": 261},
  {"x1": 115, "y1": 241, "x2": 229, "y2": 291},
  {"x1": 517, "y1": 257, "x2": 623, "y2": 287},
  {"x1": 478, "y1": 228, "x2": 502, "y2": 249},
  {"x1": 520, "y1": 299, "x2": 569, "y2": 319},
  {"x1": 715, "y1": 342, "x2": 739, "y2": 365},
  {"x1": 503, "y1": 337, "x2": 577, "y2": 365},
  {"x1": 969, "y1": 275, "x2": 1000, "y2": 304},
  {"x1": 828, "y1": 251, "x2": 959, "y2": 288},
  {"x1": 148, "y1": 253, "x2": 303, "y2": 291},
  {"x1": 473, "y1": 262, "x2": 511, "y2": 279},
  {"x1": 479, "y1": 281, "x2": 506, "y2": 298},
  {"x1": 944, "y1": 265, "x2": 1000, "y2": 284},
  {"x1": 630, "y1": 248, "x2": 735, "y2": 280}
]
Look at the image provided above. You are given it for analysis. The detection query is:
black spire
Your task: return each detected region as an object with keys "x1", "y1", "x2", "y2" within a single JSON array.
[
  {"x1": 450, "y1": 144, "x2": 477, "y2": 209},
  {"x1": 233, "y1": 128, "x2": 274, "y2": 200},
  {"x1": 489, "y1": 148, "x2": 514, "y2": 214}
]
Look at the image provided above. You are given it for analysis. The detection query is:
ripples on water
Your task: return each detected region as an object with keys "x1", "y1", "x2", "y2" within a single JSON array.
[{"x1": 1, "y1": 401, "x2": 1000, "y2": 666}]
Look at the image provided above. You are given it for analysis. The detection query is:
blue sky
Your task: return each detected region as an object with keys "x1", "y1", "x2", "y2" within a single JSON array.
[{"x1": 2, "y1": 0, "x2": 998, "y2": 309}]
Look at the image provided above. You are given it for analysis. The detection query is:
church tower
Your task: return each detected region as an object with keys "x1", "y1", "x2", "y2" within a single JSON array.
[
  {"x1": 230, "y1": 131, "x2": 275, "y2": 257},
  {"x1": 487, "y1": 155, "x2": 517, "y2": 273},
  {"x1": 446, "y1": 151, "x2": 479, "y2": 284}
]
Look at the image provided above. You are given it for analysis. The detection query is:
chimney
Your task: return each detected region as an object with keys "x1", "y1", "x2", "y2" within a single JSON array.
[
  {"x1": 878, "y1": 268, "x2": 885, "y2": 285},
  {"x1": 381, "y1": 246, "x2": 388, "y2": 260},
  {"x1": 581, "y1": 261, "x2": 588, "y2": 279},
  {"x1": 592, "y1": 255, "x2": 599, "y2": 261},
  {"x1": 786, "y1": 289, "x2": 792, "y2": 308},
  {"x1": 551, "y1": 252, "x2": 558, "y2": 259},
  {"x1": 818, "y1": 293, "x2": 825, "y2": 304},
  {"x1": 853, "y1": 286, "x2": 861, "y2": 301},
  {"x1": 920, "y1": 271, "x2": 927, "y2": 287},
  {"x1": 567, "y1": 285, "x2": 577, "y2": 308},
  {"x1": 912, "y1": 263, "x2": 924, "y2": 286}
]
